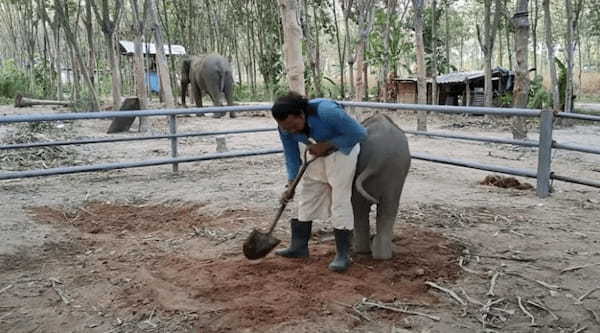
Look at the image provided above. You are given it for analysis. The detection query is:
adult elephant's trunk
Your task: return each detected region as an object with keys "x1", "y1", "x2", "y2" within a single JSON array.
[{"x1": 181, "y1": 58, "x2": 192, "y2": 106}]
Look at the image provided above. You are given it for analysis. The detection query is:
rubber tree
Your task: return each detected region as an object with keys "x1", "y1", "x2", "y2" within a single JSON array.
[
  {"x1": 543, "y1": 0, "x2": 560, "y2": 111},
  {"x1": 278, "y1": 0, "x2": 305, "y2": 95},
  {"x1": 412, "y1": 0, "x2": 427, "y2": 131},
  {"x1": 90, "y1": 0, "x2": 124, "y2": 111},
  {"x1": 148, "y1": 0, "x2": 175, "y2": 108},
  {"x1": 511, "y1": 0, "x2": 530, "y2": 139},
  {"x1": 476, "y1": 0, "x2": 501, "y2": 107},
  {"x1": 131, "y1": 0, "x2": 150, "y2": 131}
]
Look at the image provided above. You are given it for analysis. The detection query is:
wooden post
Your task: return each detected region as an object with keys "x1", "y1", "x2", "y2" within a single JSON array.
[
  {"x1": 536, "y1": 109, "x2": 554, "y2": 198},
  {"x1": 169, "y1": 115, "x2": 178, "y2": 173}
]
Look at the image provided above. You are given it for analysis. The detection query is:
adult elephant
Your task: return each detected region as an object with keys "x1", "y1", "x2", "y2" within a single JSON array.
[
  {"x1": 181, "y1": 54, "x2": 236, "y2": 118},
  {"x1": 352, "y1": 113, "x2": 411, "y2": 260}
]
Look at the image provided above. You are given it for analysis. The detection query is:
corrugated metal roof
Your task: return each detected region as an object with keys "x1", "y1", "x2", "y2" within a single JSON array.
[
  {"x1": 119, "y1": 40, "x2": 186, "y2": 56},
  {"x1": 435, "y1": 71, "x2": 482, "y2": 83}
]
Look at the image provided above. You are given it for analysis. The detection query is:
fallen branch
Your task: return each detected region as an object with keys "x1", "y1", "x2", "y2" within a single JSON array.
[
  {"x1": 487, "y1": 272, "x2": 500, "y2": 296},
  {"x1": 561, "y1": 263, "x2": 600, "y2": 274},
  {"x1": 576, "y1": 287, "x2": 600, "y2": 304},
  {"x1": 425, "y1": 281, "x2": 466, "y2": 305},
  {"x1": 517, "y1": 296, "x2": 536, "y2": 326},
  {"x1": 582, "y1": 305, "x2": 600, "y2": 325},
  {"x1": 458, "y1": 257, "x2": 492, "y2": 277},
  {"x1": 361, "y1": 300, "x2": 440, "y2": 321},
  {"x1": 50, "y1": 279, "x2": 70, "y2": 305},
  {"x1": 15, "y1": 94, "x2": 73, "y2": 108},
  {"x1": 473, "y1": 254, "x2": 537, "y2": 262},
  {"x1": 0, "y1": 284, "x2": 13, "y2": 294},
  {"x1": 333, "y1": 300, "x2": 371, "y2": 321},
  {"x1": 505, "y1": 272, "x2": 562, "y2": 291},
  {"x1": 526, "y1": 299, "x2": 559, "y2": 320},
  {"x1": 573, "y1": 326, "x2": 588, "y2": 333}
]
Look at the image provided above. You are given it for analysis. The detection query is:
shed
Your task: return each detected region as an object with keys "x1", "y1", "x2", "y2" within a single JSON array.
[
  {"x1": 436, "y1": 67, "x2": 514, "y2": 107},
  {"x1": 118, "y1": 40, "x2": 186, "y2": 93},
  {"x1": 391, "y1": 67, "x2": 514, "y2": 107}
]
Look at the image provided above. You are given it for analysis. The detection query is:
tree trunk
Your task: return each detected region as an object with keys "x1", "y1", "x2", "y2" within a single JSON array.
[
  {"x1": 477, "y1": 0, "x2": 500, "y2": 108},
  {"x1": 511, "y1": 0, "x2": 530, "y2": 139},
  {"x1": 51, "y1": 0, "x2": 99, "y2": 111},
  {"x1": 543, "y1": 0, "x2": 559, "y2": 111},
  {"x1": 90, "y1": 0, "x2": 124, "y2": 110},
  {"x1": 278, "y1": 0, "x2": 305, "y2": 95},
  {"x1": 353, "y1": 0, "x2": 375, "y2": 102},
  {"x1": 84, "y1": 0, "x2": 96, "y2": 87},
  {"x1": 531, "y1": 0, "x2": 538, "y2": 72},
  {"x1": 431, "y1": 0, "x2": 437, "y2": 104},
  {"x1": 563, "y1": 0, "x2": 583, "y2": 113},
  {"x1": 381, "y1": 0, "x2": 397, "y2": 101},
  {"x1": 412, "y1": 0, "x2": 427, "y2": 131},
  {"x1": 148, "y1": 0, "x2": 176, "y2": 108},
  {"x1": 131, "y1": 0, "x2": 150, "y2": 131},
  {"x1": 332, "y1": 0, "x2": 346, "y2": 99},
  {"x1": 343, "y1": 0, "x2": 354, "y2": 99}
]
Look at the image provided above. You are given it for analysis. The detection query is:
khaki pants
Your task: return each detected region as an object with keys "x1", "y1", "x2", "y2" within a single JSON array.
[{"x1": 297, "y1": 144, "x2": 360, "y2": 230}]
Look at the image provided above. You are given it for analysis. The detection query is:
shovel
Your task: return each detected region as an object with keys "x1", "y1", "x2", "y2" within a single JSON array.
[{"x1": 243, "y1": 150, "x2": 318, "y2": 260}]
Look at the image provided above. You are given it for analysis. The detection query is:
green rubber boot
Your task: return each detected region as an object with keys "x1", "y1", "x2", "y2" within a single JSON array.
[
  {"x1": 275, "y1": 219, "x2": 312, "y2": 258},
  {"x1": 328, "y1": 229, "x2": 352, "y2": 272}
]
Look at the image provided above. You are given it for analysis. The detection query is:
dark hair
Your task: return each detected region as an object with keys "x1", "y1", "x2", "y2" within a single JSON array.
[{"x1": 271, "y1": 91, "x2": 310, "y2": 121}]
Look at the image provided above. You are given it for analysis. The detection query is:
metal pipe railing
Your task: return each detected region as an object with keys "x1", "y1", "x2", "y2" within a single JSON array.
[
  {"x1": 412, "y1": 153, "x2": 538, "y2": 178},
  {"x1": 0, "y1": 148, "x2": 283, "y2": 180},
  {"x1": 0, "y1": 128, "x2": 278, "y2": 150},
  {"x1": 405, "y1": 130, "x2": 540, "y2": 148},
  {"x1": 340, "y1": 101, "x2": 542, "y2": 117},
  {"x1": 0, "y1": 105, "x2": 272, "y2": 123}
]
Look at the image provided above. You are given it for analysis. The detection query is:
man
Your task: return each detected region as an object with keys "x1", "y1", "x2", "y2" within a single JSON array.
[{"x1": 271, "y1": 91, "x2": 367, "y2": 272}]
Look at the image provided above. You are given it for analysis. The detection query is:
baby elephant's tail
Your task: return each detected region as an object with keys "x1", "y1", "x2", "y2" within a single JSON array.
[{"x1": 355, "y1": 166, "x2": 379, "y2": 204}]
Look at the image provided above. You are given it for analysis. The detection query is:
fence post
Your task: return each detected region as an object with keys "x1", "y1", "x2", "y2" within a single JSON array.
[
  {"x1": 169, "y1": 115, "x2": 179, "y2": 173},
  {"x1": 536, "y1": 109, "x2": 553, "y2": 198}
]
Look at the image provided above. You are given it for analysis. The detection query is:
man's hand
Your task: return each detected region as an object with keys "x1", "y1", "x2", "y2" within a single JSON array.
[
  {"x1": 280, "y1": 180, "x2": 295, "y2": 204},
  {"x1": 308, "y1": 142, "x2": 335, "y2": 157}
]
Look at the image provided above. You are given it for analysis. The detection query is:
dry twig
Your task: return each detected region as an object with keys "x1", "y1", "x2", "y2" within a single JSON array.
[
  {"x1": 0, "y1": 284, "x2": 13, "y2": 294},
  {"x1": 517, "y1": 296, "x2": 535, "y2": 326},
  {"x1": 361, "y1": 299, "x2": 440, "y2": 321},
  {"x1": 576, "y1": 287, "x2": 600, "y2": 304},
  {"x1": 458, "y1": 257, "x2": 492, "y2": 277},
  {"x1": 50, "y1": 279, "x2": 70, "y2": 305},
  {"x1": 505, "y1": 272, "x2": 562, "y2": 291},
  {"x1": 487, "y1": 272, "x2": 500, "y2": 296},
  {"x1": 425, "y1": 281, "x2": 466, "y2": 305},
  {"x1": 526, "y1": 299, "x2": 559, "y2": 320},
  {"x1": 561, "y1": 263, "x2": 600, "y2": 274}
]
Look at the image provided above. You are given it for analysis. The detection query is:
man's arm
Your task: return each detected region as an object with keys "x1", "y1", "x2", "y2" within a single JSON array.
[
  {"x1": 278, "y1": 129, "x2": 302, "y2": 181},
  {"x1": 319, "y1": 101, "x2": 367, "y2": 150}
]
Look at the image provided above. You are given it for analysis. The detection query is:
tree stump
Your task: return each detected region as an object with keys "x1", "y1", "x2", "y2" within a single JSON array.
[{"x1": 107, "y1": 97, "x2": 141, "y2": 133}]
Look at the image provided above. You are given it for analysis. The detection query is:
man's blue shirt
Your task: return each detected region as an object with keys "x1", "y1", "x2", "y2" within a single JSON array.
[{"x1": 278, "y1": 99, "x2": 367, "y2": 181}]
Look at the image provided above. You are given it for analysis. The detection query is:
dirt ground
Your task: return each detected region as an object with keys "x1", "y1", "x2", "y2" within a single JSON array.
[{"x1": 1, "y1": 103, "x2": 599, "y2": 333}]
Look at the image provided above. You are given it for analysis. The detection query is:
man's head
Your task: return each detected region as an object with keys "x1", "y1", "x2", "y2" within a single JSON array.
[{"x1": 271, "y1": 91, "x2": 308, "y2": 134}]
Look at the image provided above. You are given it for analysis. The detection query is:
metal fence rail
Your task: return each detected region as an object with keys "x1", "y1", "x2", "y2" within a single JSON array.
[{"x1": 1, "y1": 102, "x2": 599, "y2": 197}]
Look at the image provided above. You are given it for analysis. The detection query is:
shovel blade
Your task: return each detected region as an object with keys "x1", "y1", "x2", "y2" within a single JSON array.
[{"x1": 243, "y1": 229, "x2": 281, "y2": 260}]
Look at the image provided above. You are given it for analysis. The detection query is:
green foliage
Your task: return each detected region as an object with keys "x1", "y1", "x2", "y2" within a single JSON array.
[
  {"x1": 528, "y1": 76, "x2": 551, "y2": 109},
  {"x1": 555, "y1": 57, "x2": 568, "y2": 108},
  {"x1": 366, "y1": 7, "x2": 414, "y2": 75},
  {"x1": 0, "y1": 59, "x2": 29, "y2": 99},
  {"x1": 498, "y1": 92, "x2": 513, "y2": 107}
]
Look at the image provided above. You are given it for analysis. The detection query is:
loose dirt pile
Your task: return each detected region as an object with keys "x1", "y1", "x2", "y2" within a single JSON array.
[{"x1": 24, "y1": 202, "x2": 461, "y2": 332}]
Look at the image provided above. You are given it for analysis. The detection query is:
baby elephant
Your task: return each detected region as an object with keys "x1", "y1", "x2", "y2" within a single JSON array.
[
  {"x1": 352, "y1": 114, "x2": 411, "y2": 259},
  {"x1": 181, "y1": 54, "x2": 236, "y2": 118}
]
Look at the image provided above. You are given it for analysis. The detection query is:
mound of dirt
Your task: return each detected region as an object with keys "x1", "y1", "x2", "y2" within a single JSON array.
[
  {"x1": 27, "y1": 202, "x2": 462, "y2": 332},
  {"x1": 480, "y1": 174, "x2": 534, "y2": 190},
  {"x1": 117, "y1": 225, "x2": 461, "y2": 332}
]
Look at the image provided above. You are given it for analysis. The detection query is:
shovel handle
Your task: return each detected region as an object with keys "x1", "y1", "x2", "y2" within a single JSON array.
[{"x1": 267, "y1": 150, "x2": 318, "y2": 234}]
